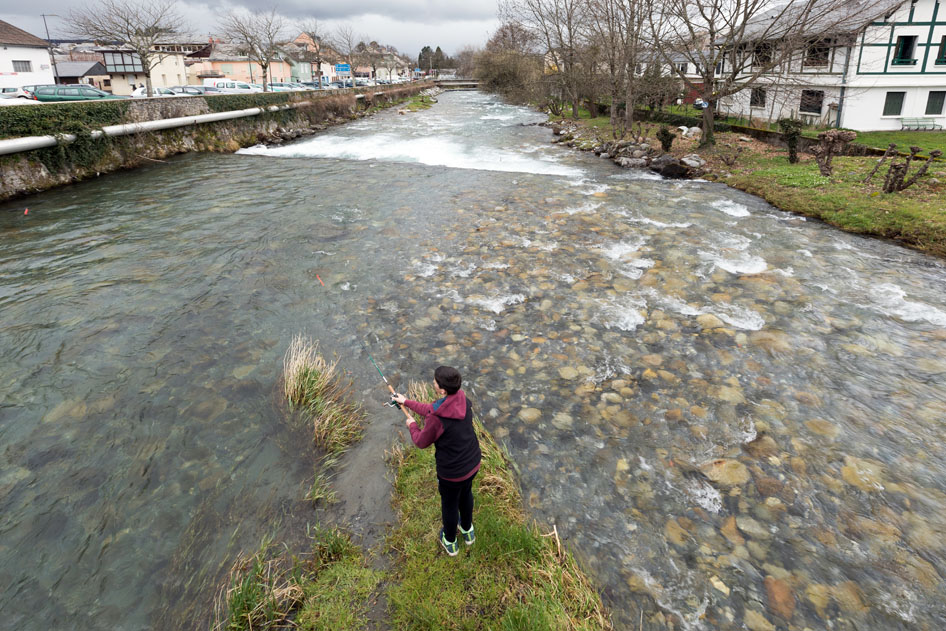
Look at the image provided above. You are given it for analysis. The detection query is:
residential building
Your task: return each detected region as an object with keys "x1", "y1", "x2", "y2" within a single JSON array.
[
  {"x1": 0, "y1": 19, "x2": 54, "y2": 88},
  {"x1": 186, "y1": 42, "x2": 292, "y2": 85},
  {"x1": 98, "y1": 47, "x2": 188, "y2": 94},
  {"x1": 720, "y1": 0, "x2": 946, "y2": 130},
  {"x1": 54, "y1": 61, "x2": 110, "y2": 90}
]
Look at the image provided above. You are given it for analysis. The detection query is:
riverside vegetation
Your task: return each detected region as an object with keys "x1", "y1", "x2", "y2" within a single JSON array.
[
  {"x1": 215, "y1": 340, "x2": 611, "y2": 630},
  {"x1": 550, "y1": 110, "x2": 946, "y2": 257}
]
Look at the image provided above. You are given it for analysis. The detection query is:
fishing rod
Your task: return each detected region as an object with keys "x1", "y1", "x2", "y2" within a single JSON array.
[
  {"x1": 360, "y1": 339, "x2": 415, "y2": 423},
  {"x1": 317, "y1": 272, "x2": 414, "y2": 422}
]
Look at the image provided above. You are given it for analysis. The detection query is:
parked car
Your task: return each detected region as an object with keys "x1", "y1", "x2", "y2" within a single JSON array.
[
  {"x1": 33, "y1": 85, "x2": 127, "y2": 102},
  {"x1": 0, "y1": 87, "x2": 36, "y2": 99},
  {"x1": 202, "y1": 78, "x2": 261, "y2": 93},
  {"x1": 20, "y1": 84, "x2": 54, "y2": 98},
  {"x1": 169, "y1": 85, "x2": 216, "y2": 95},
  {"x1": 131, "y1": 86, "x2": 177, "y2": 98},
  {"x1": 298, "y1": 81, "x2": 322, "y2": 90}
]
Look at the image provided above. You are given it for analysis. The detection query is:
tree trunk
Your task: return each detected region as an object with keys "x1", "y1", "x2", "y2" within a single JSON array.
[
  {"x1": 145, "y1": 72, "x2": 153, "y2": 98},
  {"x1": 610, "y1": 84, "x2": 620, "y2": 139},
  {"x1": 624, "y1": 82, "x2": 636, "y2": 133},
  {"x1": 700, "y1": 102, "x2": 715, "y2": 146},
  {"x1": 262, "y1": 65, "x2": 269, "y2": 92}
]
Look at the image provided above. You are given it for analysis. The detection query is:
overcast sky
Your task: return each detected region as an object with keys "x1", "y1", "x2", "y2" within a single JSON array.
[{"x1": 0, "y1": 0, "x2": 500, "y2": 59}]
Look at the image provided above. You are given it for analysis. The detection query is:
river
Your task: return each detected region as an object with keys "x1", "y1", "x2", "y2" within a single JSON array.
[{"x1": 2, "y1": 91, "x2": 946, "y2": 630}]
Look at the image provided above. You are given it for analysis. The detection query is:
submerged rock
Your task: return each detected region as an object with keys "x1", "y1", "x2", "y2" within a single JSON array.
[{"x1": 700, "y1": 459, "x2": 750, "y2": 487}]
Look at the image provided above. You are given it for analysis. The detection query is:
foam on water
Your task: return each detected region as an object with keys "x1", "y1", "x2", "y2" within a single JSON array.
[
  {"x1": 560, "y1": 201, "x2": 603, "y2": 215},
  {"x1": 594, "y1": 295, "x2": 647, "y2": 331},
  {"x1": 599, "y1": 238, "x2": 647, "y2": 261},
  {"x1": 869, "y1": 283, "x2": 946, "y2": 327},
  {"x1": 468, "y1": 293, "x2": 526, "y2": 314},
  {"x1": 645, "y1": 289, "x2": 766, "y2": 331},
  {"x1": 710, "y1": 199, "x2": 751, "y2": 217},
  {"x1": 685, "y1": 478, "x2": 723, "y2": 513},
  {"x1": 629, "y1": 215, "x2": 692, "y2": 229},
  {"x1": 702, "y1": 251, "x2": 768, "y2": 275},
  {"x1": 239, "y1": 134, "x2": 585, "y2": 177}
]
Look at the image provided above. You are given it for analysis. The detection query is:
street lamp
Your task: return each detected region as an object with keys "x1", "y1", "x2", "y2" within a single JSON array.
[{"x1": 40, "y1": 14, "x2": 59, "y2": 84}]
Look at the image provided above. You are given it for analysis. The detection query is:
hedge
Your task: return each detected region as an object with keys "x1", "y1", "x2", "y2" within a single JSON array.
[
  {"x1": 0, "y1": 100, "x2": 129, "y2": 139},
  {"x1": 636, "y1": 109, "x2": 733, "y2": 132},
  {"x1": 202, "y1": 91, "x2": 291, "y2": 113}
]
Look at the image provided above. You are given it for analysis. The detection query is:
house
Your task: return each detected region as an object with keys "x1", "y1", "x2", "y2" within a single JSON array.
[
  {"x1": 54, "y1": 61, "x2": 110, "y2": 90},
  {"x1": 186, "y1": 42, "x2": 292, "y2": 85},
  {"x1": 720, "y1": 0, "x2": 946, "y2": 130},
  {"x1": 0, "y1": 19, "x2": 54, "y2": 88},
  {"x1": 98, "y1": 47, "x2": 188, "y2": 94}
]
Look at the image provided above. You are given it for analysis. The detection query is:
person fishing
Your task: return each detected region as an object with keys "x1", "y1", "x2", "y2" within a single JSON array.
[{"x1": 391, "y1": 366, "x2": 482, "y2": 557}]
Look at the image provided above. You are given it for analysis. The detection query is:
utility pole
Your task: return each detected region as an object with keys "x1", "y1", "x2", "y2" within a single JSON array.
[{"x1": 41, "y1": 13, "x2": 59, "y2": 84}]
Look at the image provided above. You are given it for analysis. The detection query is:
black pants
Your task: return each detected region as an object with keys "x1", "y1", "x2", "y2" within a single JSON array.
[{"x1": 438, "y1": 472, "x2": 476, "y2": 543}]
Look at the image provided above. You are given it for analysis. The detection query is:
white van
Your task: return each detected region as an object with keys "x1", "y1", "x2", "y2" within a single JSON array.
[{"x1": 202, "y1": 78, "x2": 260, "y2": 93}]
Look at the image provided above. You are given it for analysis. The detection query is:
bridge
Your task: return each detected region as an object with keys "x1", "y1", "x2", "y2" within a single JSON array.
[{"x1": 434, "y1": 78, "x2": 481, "y2": 90}]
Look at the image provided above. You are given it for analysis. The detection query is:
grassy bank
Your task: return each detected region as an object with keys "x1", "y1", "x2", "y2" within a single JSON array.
[
  {"x1": 387, "y1": 383, "x2": 611, "y2": 631},
  {"x1": 215, "y1": 367, "x2": 612, "y2": 630},
  {"x1": 554, "y1": 111, "x2": 946, "y2": 258}
]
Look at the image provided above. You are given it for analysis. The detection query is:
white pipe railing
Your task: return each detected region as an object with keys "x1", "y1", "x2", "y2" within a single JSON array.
[{"x1": 0, "y1": 83, "x2": 424, "y2": 157}]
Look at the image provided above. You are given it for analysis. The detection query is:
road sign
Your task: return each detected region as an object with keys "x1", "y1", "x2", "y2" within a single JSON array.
[{"x1": 335, "y1": 63, "x2": 351, "y2": 73}]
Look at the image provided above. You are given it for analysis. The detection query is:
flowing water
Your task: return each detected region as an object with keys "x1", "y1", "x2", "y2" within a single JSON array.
[{"x1": 2, "y1": 91, "x2": 946, "y2": 630}]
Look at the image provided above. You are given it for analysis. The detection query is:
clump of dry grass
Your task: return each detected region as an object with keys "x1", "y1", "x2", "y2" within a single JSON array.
[{"x1": 282, "y1": 334, "x2": 364, "y2": 453}]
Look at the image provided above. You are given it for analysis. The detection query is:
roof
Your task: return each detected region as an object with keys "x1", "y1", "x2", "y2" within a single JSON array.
[
  {"x1": 742, "y1": 0, "x2": 905, "y2": 41},
  {"x1": 0, "y1": 19, "x2": 49, "y2": 48},
  {"x1": 55, "y1": 61, "x2": 107, "y2": 77}
]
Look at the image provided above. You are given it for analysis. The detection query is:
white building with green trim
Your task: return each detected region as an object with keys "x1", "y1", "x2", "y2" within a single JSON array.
[{"x1": 721, "y1": 0, "x2": 946, "y2": 130}]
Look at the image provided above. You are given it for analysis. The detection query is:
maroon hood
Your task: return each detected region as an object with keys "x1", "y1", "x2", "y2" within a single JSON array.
[{"x1": 436, "y1": 390, "x2": 467, "y2": 420}]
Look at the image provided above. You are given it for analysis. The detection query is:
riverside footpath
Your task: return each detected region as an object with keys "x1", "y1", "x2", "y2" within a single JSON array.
[{"x1": 2, "y1": 91, "x2": 945, "y2": 630}]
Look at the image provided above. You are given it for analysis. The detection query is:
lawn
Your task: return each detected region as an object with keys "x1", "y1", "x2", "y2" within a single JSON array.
[{"x1": 825, "y1": 129, "x2": 946, "y2": 153}]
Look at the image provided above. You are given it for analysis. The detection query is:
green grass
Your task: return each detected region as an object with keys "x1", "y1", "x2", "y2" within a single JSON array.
[
  {"x1": 385, "y1": 382, "x2": 612, "y2": 631},
  {"x1": 820, "y1": 130, "x2": 946, "y2": 153},
  {"x1": 404, "y1": 94, "x2": 437, "y2": 111},
  {"x1": 215, "y1": 377, "x2": 612, "y2": 630},
  {"x1": 215, "y1": 527, "x2": 383, "y2": 631},
  {"x1": 724, "y1": 149, "x2": 946, "y2": 256}
]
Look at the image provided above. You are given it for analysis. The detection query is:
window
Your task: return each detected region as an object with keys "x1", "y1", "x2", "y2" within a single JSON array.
[
  {"x1": 12, "y1": 60, "x2": 32, "y2": 72},
  {"x1": 81, "y1": 88, "x2": 100, "y2": 97},
  {"x1": 937, "y1": 36, "x2": 946, "y2": 63},
  {"x1": 893, "y1": 35, "x2": 918, "y2": 64},
  {"x1": 804, "y1": 40, "x2": 831, "y2": 67},
  {"x1": 61, "y1": 88, "x2": 80, "y2": 96},
  {"x1": 750, "y1": 87, "x2": 767, "y2": 108},
  {"x1": 753, "y1": 43, "x2": 773, "y2": 67},
  {"x1": 800, "y1": 89, "x2": 824, "y2": 114},
  {"x1": 221, "y1": 64, "x2": 233, "y2": 74},
  {"x1": 677, "y1": 62, "x2": 688, "y2": 73},
  {"x1": 36, "y1": 86, "x2": 54, "y2": 95},
  {"x1": 926, "y1": 91, "x2": 946, "y2": 115},
  {"x1": 104, "y1": 52, "x2": 143, "y2": 73},
  {"x1": 883, "y1": 91, "x2": 906, "y2": 116}
]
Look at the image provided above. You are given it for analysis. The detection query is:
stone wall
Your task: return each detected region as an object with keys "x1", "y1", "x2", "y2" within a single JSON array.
[{"x1": 0, "y1": 83, "x2": 428, "y2": 201}]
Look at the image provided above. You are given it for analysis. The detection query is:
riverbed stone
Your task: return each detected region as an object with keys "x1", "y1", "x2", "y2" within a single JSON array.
[
  {"x1": 805, "y1": 418, "x2": 839, "y2": 439},
  {"x1": 558, "y1": 366, "x2": 579, "y2": 380},
  {"x1": 840, "y1": 456, "x2": 885, "y2": 492},
  {"x1": 551, "y1": 412, "x2": 574, "y2": 430},
  {"x1": 764, "y1": 575, "x2": 795, "y2": 619},
  {"x1": 743, "y1": 610, "x2": 776, "y2": 631},
  {"x1": 700, "y1": 459, "x2": 751, "y2": 487},
  {"x1": 736, "y1": 515, "x2": 771, "y2": 540},
  {"x1": 518, "y1": 407, "x2": 542, "y2": 423},
  {"x1": 696, "y1": 313, "x2": 725, "y2": 329}
]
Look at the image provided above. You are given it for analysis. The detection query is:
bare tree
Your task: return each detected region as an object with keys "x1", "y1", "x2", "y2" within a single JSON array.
[
  {"x1": 298, "y1": 19, "x2": 326, "y2": 85},
  {"x1": 585, "y1": 0, "x2": 649, "y2": 136},
  {"x1": 221, "y1": 8, "x2": 285, "y2": 92},
  {"x1": 455, "y1": 45, "x2": 479, "y2": 78},
  {"x1": 647, "y1": 0, "x2": 893, "y2": 146},
  {"x1": 332, "y1": 24, "x2": 364, "y2": 87},
  {"x1": 502, "y1": 0, "x2": 587, "y2": 119},
  {"x1": 68, "y1": 0, "x2": 184, "y2": 97},
  {"x1": 358, "y1": 41, "x2": 386, "y2": 80},
  {"x1": 474, "y1": 22, "x2": 545, "y2": 106}
]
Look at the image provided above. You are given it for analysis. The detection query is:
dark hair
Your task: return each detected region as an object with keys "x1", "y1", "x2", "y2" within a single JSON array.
[{"x1": 434, "y1": 366, "x2": 462, "y2": 395}]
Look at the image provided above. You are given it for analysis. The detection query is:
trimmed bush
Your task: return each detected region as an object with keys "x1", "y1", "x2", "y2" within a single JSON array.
[{"x1": 0, "y1": 100, "x2": 129, "y2": 139}]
